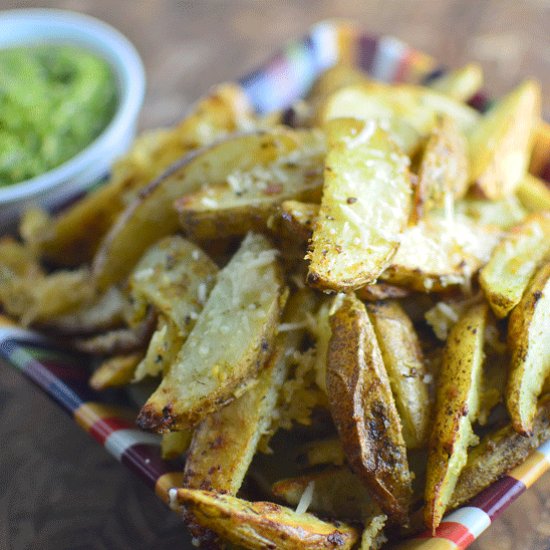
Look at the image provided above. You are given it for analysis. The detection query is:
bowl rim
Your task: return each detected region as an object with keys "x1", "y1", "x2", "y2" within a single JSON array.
[{"x1": 0, "y1": 8, "x2": 146, "y2": 203}]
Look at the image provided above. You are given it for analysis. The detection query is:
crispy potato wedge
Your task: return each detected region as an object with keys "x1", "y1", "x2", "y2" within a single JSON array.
[
  {"x1": 128, "y1": 235, "x2": 218, "y2": 327},
  {"x1": 469, "y1": 80, "x2": 541, "y2": 199},
  {"x1": 137, "y1": 233, "x2": 287, "y2": 432},
  {"x1": 0, "y1": 268, "x2": 95, "y2": 326},
  {"x1": 367, "y1": 301, "x2": 431, "y2": 449},
  {"x1": 516, "y1": 173, "x2": 550, "y2": 212},
  {"x1": 89, "y1": 352, "x2": 143, "y2": 390},
  {"x1": 127, "y1": 236, "x2": 219, "y2": 381},
  {"x1": 412, "y1": 115, "x2": 469, "y2": 222},
  {"x1": 327, "y1": 294, "x2": 412, "y2": 523},
  {"x1": 506, "y1": 262, "x2": 550, "y2": 435},
  {"x1": 450, "y1": 394, "x2": 550, "y2": 509},
  {"x1": 320, "y1": 82, "x2": 479, "y2": 154},
  {"x1": 479, "y1": 213, "x2": 550, "y2": 318},
  {"x1": 427, "y1": 63, "x2": 483, "y2": 102},
  {"x1": 272, "y1": 467, "x2": 379, "y2": 522},
  {"x1": 161, "y1": 430, "x2": 192, "y2": 460},
  {"x1": 93, "y1": 130, "x2": 299, "y2": 290},
  {"x1": 177, "y1": 489, "x2": 359, "y2": 550},
  {"x1": 306, "y1": 118, "x2": 412, "y2": 291},
  {"x1": 381, "y1": 213, "x2": 501, "y2": 292},
  {"x1": 424, "y1": 302, "x2": 488, "y2": 532},
  {"x1": 356, "y1": 283, "x2": 410, "y2": 301},
  {"x1": 175, "y1": 132, "x2": 324, "y2": 240},
  {"x1": 455, "y1": 195, "x2": 527, "y2": 230},
  {"x1": 183, "y1": 290, "x2": 310, "y2": 494},
  {"x1": 529, "y1": 119, "x2": 550, "y2": 176},
  {"x1": 38, "y1": 83, "x2": 253, "y2": 266}
]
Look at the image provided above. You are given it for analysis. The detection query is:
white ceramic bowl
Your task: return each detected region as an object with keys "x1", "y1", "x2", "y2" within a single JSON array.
[{"x1": 0, "y1": 9, "x2": 146, "y2": 228}]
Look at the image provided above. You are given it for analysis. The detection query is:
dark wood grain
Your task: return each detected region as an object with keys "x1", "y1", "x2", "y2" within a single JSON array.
[{"x1": 1, "y1": 1, "x2": 549, "y2": 549}]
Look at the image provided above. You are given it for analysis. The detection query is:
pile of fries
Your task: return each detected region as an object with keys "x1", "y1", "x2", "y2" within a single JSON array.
[{"x1": 1, "y1": 61, "x2": 550, "y2": 549}]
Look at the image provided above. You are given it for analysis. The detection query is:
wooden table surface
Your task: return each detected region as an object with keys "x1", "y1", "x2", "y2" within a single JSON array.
[{"x1": 1, "y1": 1, "x2": 549, "y2": 549}]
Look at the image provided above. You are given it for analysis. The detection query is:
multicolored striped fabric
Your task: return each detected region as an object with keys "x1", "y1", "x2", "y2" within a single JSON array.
[{"x1": 0, "y1": 20, "x2": 548, "y2": 550}]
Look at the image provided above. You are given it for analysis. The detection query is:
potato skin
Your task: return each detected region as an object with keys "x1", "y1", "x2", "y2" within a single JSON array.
[
  {"x1": 326, "y1": 294, "x2": 412, "y2": 524},
  {"x1": 506, "y1": 262, "x2": 550, "y2": 435},
  {"x1": 367, "y1": 301, "x2": 430, "y2": 449},
  {"x1": 424, "y1": 301, "x2": 487, "y2": 532},
  {"x1": 177, "y1": 489, "x2": 359, "y2": 550}
]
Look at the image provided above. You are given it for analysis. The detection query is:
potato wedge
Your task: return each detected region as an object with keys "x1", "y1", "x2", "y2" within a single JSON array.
[
  {"x1": 272, "y1": 467, "x2": 379, "y2": 522},
  {"x1": 137, "y1": 233, "x2": 287, "y2": 432},
  {"x1": 183, "y1": 290, "x2": 310, "y2": 494},
  {"x1": 128, "y1": 236, "x2": 219, "y2": 380},
  {"x1": 479, "y1": 213, "x2": 550, "y2": 318},
  {"x1": 93, "y1": 130, "x2": 299, "y2": 290},
  {"x1": 38, "y1": 83, "x2": 253, "y2": 266},
  {"x1": 177, "y1": 489, "x2": 359, "y2": 550},
  {"x1": 320, "y1": 82, "x2": 479, "y2": 154},
  {"x1": 89, "y1": 352, "x2": 143, "y2": 390},
  {"x1": 427, "y1": 63, "x2": 483, "y2": 102},
  {"x1": 161, "y1": 430, "x2": 192, "y2": 460},
  {"x1": 306, "y1": 118, "x2": 412, "y2": 291},
  {"x1": 469, "y1": 80, "x2": 541, "y2": 199},
  {"x1": 412, "y1": 115, "x2": 469, "y2": 222},
  {"x1": 424, "y1": 302, "x2": 488, "y2": 532},
  {"x1": 516, "y1": 173, "x2": 550, "y2": 212},
  {"x1": 175, "y1": 131, "x2": 324, "y2": 240},
  {"x1": 455, "y1": 195, "x2": 527, "y2": 230},
  {"x1": 367, "y1": 301, "x2": 431, "y2": 449},
  {"x1": 381, "y1": 213, "x2": 501, "y2": 292},
  {"x1": 128, "y1": 235, "x2": 218, "y2": 327},
  {"x1": 506, "y1": 262, "x2": 550, "y2": 435},
  {"x1": 327, "y1": 294, "x2": 412, "y2": 523},
  {"x1": 0, "y1": 268, "x2": 95, "y2": 326},
  {"x1": 450, "y1": 394, "x2": 550, "y2": 509}
]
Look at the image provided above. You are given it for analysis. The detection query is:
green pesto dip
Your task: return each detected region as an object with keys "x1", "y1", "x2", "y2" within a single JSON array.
[{"x1": 0, "y1": 44, "x2": 117, "y2": 186}]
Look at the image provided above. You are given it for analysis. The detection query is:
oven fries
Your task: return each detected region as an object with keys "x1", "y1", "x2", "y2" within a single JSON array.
[
  {"x1": 424, "y1": 302, "x2": 488, "y2": 532},
  {"x1": 306, "y1": 118, "x2": 412, "y2": 291},
  {"x1": 2, "y1": 57, "x2": 549, "y2": 549},
  {"x1": 506, "y1": 262, "x2": 550, "y2": 435},
  {"x1": 479, "y1": 212, "x2": 550, "y2": 318}
]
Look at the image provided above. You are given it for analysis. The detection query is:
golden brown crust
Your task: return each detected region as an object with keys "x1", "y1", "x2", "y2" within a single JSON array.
[
  {"x1": 506, "y1": 262, "x2": 550, "y2": 435},
  {"x1": 326, "y1": 294, "x2": 412, "y2": 523}
]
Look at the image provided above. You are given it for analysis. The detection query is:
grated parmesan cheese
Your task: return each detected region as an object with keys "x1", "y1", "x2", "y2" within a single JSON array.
[{"x1": 295, "y1": 481, "x2": 315, "y2": 515}]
